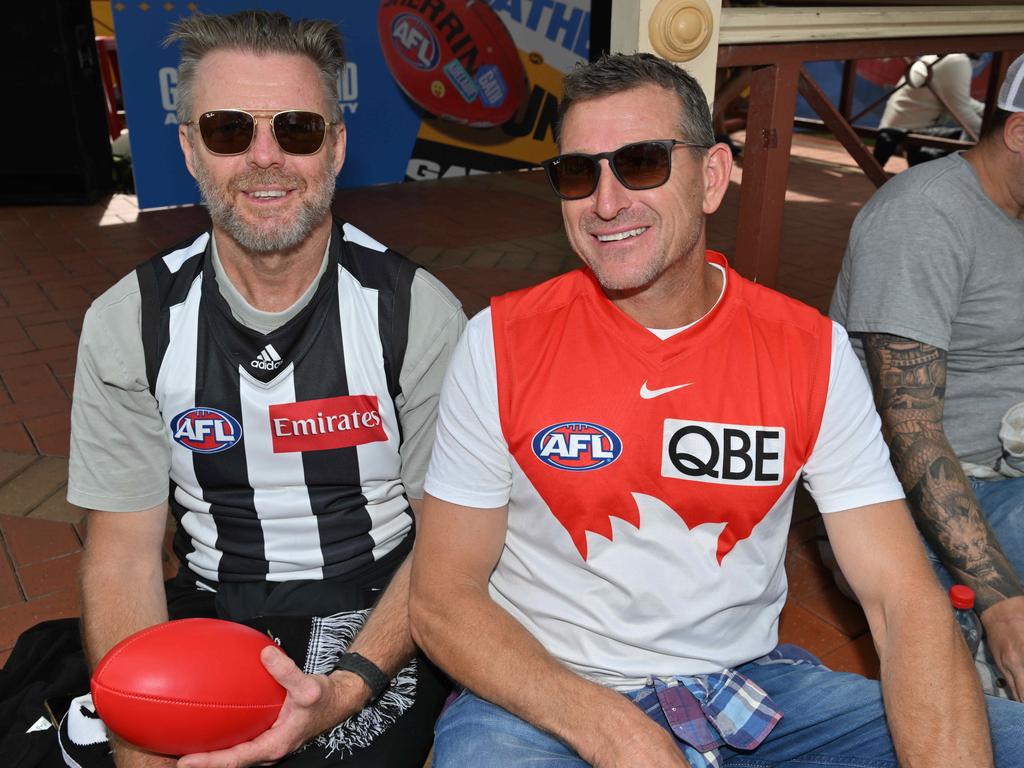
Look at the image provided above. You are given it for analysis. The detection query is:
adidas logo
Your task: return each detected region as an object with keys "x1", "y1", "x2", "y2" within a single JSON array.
[{"x1": 250, "y1": 343, "x2": 283, "y2": 371}]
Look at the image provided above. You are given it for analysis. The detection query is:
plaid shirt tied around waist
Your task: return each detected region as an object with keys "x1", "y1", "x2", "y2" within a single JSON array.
[{"x1": 627, "y1": 644, "x2": 823, "y2": 768}]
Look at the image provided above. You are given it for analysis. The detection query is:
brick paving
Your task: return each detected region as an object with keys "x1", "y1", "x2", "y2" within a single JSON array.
[{"x1": 0, "y1": 133, "x2": 904, "y2": 677}]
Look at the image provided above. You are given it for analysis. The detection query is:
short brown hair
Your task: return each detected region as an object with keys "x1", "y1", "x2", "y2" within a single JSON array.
[
  {"x1": 165, "y1": 10, "x2": 346, "y2": 124},
  {"x1": 558, "y1": 52, "x2": 714, "y2": 156}
]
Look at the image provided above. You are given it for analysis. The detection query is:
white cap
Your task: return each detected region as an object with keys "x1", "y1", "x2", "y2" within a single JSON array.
[
  {"x1": 998, "y1": 53, "x2": 1024, "y2": 112},
  {"x1": 999, "y1": 401, "x2": 1024, "y2": 476}
]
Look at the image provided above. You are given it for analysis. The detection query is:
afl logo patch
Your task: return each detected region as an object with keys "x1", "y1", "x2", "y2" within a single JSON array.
[
  {"x1": 171, "y1": 407, "x2": 241, "y2": 454},
  {"x1": 532, "y1": 422, "x2": 622, "y2": 472},
  {"x1": 391, "y1": 14, "x2": 440, "y2": 71}
]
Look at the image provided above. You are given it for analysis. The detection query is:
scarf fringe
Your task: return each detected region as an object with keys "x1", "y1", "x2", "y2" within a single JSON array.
[{"x1": 302, "y1": 609, "x2": 418, "y2": 758}]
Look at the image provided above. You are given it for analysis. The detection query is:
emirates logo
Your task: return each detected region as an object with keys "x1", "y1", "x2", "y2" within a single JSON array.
[{"x1": 269, "y1": 395, "x2": 387, "y2": 453}]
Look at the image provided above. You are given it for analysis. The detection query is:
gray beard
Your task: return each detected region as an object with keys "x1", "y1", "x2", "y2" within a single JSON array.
[
  {"x1": 193, "y1": 154, "x2": 337, "y2": 254},
  {"x1": 588, "y1": 224, "x2": 703, "y2": 294}
]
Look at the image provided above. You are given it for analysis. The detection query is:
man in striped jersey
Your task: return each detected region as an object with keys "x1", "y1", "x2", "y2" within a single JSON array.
[{"x1": 67, "y1": 10, "x2": 464, "y2": 768}]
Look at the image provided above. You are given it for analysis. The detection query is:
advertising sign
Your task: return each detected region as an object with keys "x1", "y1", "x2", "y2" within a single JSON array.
[{"x1": 113, "y1": 0, "x2": 591, "y2": 209}]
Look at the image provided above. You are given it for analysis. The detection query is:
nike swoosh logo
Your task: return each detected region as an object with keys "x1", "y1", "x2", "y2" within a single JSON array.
[{"x1": 640, "y1": 381, "x2": 694, "y2": 399}]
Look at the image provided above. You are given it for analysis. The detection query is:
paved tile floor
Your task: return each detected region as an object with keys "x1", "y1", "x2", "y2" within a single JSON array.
[{"x1": 0, "y1": 133, "x2": 907, "y2": 679}]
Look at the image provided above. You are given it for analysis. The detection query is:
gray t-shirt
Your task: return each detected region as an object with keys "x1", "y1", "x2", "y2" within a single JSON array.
[
  {"x1": 830, "y1": 152, "x2": 1024, "y2": 468},
  {"x1": 68, "y1": 235, "x2": 466, "y2": 512}
]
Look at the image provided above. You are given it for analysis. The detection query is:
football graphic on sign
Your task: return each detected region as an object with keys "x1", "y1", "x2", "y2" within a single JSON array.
[{"x1": 377, "y1": 0, "x2": 527, "y2": 126}]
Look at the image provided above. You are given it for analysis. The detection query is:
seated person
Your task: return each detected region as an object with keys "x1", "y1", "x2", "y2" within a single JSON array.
[
  {"x1": 874, "y1": 53, "x2": 984, "y2": 166},
  {"x1": 409, "y1": 52, "x2": 1024, "y2": 768},
  {"x1": 831, "y1": 54, "x2": 1024, "y2": 701},
  {"x1": 67, "y1": 10, "x2": 465, "y2": 768}
]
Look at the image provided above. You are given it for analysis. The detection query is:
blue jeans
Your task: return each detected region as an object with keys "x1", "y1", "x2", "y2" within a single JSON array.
[
  {"x1": 433, "y1": 655, "x2": 1024, "y2": 767},
  {"x1": 923, "y1": 476, "x2": 1024, "y2": 591}
]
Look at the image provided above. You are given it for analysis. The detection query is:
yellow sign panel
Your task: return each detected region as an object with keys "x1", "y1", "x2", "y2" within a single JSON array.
[
  {"x1": 416, "y1": 53, "x2": 565, "y2": 166},
  {"x1": 93, "y1": 1, "x2": 115, "y2": 36}
]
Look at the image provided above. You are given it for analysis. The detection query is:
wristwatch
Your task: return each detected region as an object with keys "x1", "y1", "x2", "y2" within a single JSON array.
[{"x1": 332, "y1": 652, "x2": 390, "y2": 701}]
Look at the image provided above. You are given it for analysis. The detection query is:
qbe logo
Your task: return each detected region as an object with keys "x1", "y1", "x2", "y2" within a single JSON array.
[
  {"x1": 662, "y1": 419, "x2": 785, "y2": 485},
  {"x1": 170, "y1": 407, "x2": 242, "y2": 454},
  {"x1": 532, "y1": 422, "x2": 622, "y2": 472},
  {"x1": 391, "y1": 14, "x2": 439, "y2": 70}
]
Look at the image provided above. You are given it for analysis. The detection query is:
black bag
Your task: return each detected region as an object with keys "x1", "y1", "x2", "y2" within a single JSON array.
[{"x1": 0, "y1": 619, "x2": 91, "y2": 767}]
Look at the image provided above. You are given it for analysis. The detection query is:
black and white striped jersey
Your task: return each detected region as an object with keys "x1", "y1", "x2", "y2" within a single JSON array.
[{"x1": 136, "y1": 219, "x2": 419, "y2": 583}]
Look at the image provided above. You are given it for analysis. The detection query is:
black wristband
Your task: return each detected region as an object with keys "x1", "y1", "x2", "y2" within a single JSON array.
[{"x1": 332, "y1": 652, "x2": 390, "y2": 701}]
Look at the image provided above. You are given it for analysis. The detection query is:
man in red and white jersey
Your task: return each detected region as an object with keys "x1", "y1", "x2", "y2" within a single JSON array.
[{"x1": 410, "y1": 53, "x2": 1023, "y2": 768}]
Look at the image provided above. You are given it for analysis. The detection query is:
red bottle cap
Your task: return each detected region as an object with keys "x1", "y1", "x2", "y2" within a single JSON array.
[{"x1": 950, "y1": 584, "x2": 975, "y2": 609}]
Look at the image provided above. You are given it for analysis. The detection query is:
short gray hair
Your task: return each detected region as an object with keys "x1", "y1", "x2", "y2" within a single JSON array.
[
  {"x1": 558, "y1": 52, "x2": 714, "y2": 156},
  {"x1": 165, "y1": 10, "x2": 346, "y2": 124}
]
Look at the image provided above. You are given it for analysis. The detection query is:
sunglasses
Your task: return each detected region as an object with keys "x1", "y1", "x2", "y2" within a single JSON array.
[
  {"x1": 183, "y1": 109, "x2": 338, "y2": 156},
  {"x1": 541, "y1": 139, "x2": 710, "y2": 200}
]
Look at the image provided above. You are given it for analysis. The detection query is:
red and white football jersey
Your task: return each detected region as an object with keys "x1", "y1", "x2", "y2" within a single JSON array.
[{"x1": 425, "y1": 253, "x2": 902, "y2": 688}]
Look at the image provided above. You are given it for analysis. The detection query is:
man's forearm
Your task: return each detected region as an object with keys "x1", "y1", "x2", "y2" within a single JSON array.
[
  {"x1": 410, "y1": 574, "x2": 676, "y2": 765},
  {"x1": 81, "y1": 561, "x2": 168, "y2": 667},
  {"x1": 345, "y1": 557, "x2": 416, "y2": 677},
  {"x1": 896, "y1": 432, "x2": 1020, "y2": 610},
  {"x1": 319, "y1": 553, "x2": 420, "y2": 721},
  {"x1": 828, "y1": 502, "x2": 993, "y2": 764},
  {"x1": 81, "y1": 540, "x2": 171, "y2": 768},
  {"x1": 410, "y1": 496, "x2": 687, "y2": 767},
  {"x1": 874, "y1": 588, "x2": 992, "y2": 765},
  {"x1": 80, "y1": 510, "x2": 170, "y2": 668},
  {"x1": 80, "y1": 508, "x2": 174, "y2": 767},
  {"x1": 864, "y1": 333, "x2": 1024, "y2": 611},
  {"x1": 342, "y1": 495, "x2": 428, "y2": 679}
]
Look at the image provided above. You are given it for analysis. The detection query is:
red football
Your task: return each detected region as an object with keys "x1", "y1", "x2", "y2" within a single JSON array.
[
  {"x1": 378, "y1": 0, "x2": 527, "y2": 126},
  {"x1": 91, "y1": 618, "x2": 286, "y2": 756}
]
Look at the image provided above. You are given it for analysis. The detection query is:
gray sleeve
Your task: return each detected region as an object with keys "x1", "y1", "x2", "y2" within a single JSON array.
[
  {"x1": 832, "y1": 191, "x2": 969, "y2": 351},
  {"x1": 67, "y1": 273, "x2": 171, "y2": 512},
  {"x1": 396, "y1": 269, "x2": 468, "y2": 499}
]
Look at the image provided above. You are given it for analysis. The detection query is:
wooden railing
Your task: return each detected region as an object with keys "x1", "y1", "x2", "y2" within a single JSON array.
[{"x1": 705, "y1": 5, "x2": 1024, "y2": 284}]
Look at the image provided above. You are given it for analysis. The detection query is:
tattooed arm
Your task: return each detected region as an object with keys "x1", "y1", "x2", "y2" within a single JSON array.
[{"x1": 863, "y1": 332, "x2": 1024, "y2": 699}]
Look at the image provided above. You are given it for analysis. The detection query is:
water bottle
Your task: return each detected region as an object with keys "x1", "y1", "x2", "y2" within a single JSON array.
[{"x1": 950, "y1": 584, "x2": 982, "y2": 657}]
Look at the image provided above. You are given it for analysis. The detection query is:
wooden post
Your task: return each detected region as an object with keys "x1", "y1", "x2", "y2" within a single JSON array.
[{"x1": 732, "y1": 61, "x2": 800, "y2": 285}]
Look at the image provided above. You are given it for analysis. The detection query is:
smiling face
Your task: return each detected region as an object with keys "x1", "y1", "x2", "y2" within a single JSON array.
[
  {"x1": 558, "y1": 84, "x2": 727, "y2": 303},
  {"x1": 179, "y1": 49, "x2": 345, "y2": 255}
]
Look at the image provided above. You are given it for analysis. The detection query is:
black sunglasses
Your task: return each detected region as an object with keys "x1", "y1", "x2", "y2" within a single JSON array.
[
  {"x1": 541, "y1": 139, "x2": 710, "y2": 200},
  {"x1": 183, "y1": 109, "x2": 338, "y2": 156}
]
